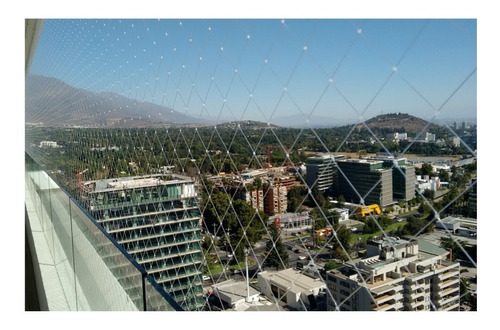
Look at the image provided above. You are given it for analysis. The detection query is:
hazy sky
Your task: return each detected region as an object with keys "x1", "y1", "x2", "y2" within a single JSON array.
[{"x1": 30, "y1": 19, "x2": 476, "y2": 125}]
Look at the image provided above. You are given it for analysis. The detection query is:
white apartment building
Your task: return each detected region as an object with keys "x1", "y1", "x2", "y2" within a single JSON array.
[
  {"x1": 326, "y1": 237, "x2": 460, "y2": 311},
  {"x1": 416, "y1": 175, "x2": 442, "y2": 192}
]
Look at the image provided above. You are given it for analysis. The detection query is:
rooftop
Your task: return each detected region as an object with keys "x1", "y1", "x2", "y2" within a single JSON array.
[
  {"x1": 260, "y1": 268, "x2": 326, "y2": 294},
  {"x1": 86, "y1": 174, "x2": 194, "y2": 193},
  {"x1": 340, "y1": 158, "x2": 383, "y2": 164},
  {"x1": 212, "y1": 279, "x2": 260, "y2": 306}
]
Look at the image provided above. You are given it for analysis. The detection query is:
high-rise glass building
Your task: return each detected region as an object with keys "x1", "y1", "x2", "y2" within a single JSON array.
[{"x1": 80, "y1": 174, "x2": 204, "y2": 310}]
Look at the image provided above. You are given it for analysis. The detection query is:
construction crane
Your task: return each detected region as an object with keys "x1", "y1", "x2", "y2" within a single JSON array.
[
  {"x1": 76, "y1": 168, "x2": 88, "y2": 183},
  {"x1": 267, "y1": 144, "x2": 291, "y2": 168}
]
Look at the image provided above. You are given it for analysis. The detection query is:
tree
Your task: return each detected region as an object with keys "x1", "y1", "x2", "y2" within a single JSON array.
[
  {"x1": 254, "y1": 177, "x2": 263, "y2": 190},
  {"x1": 402, "y1": 216, "x2": 434, "y2": 236},
  {"x1": 320, "y1": 260, "x2": 341, "y2": 278},
  {"x1": 459, "y1": 277, "x2": 471, "y2": 305},
  {"x1": 201, "y1": 234, "x2": 218, "y2": 253},
  {"x1": 337, "y1": 195, "x2": 345, "y2": 207},
  {"x1": 439, "y1": 236, "x2": 466, "y2": 261},
  {"x1": 378, "y1": 215, "x2": 392, "y2": 228},
  {"x1": 311, "y1": 207, "x2": 329, "y2": 230},
  {"x1": 323, "y1": 260, "x2": 341, "y2": 271},
  {"x1": 422, "y1": 189, "x2": 435, "y2": 200},
  {"x1": 332, "y1": 224, "x2": 351, "y2": 252},
  {"x1": 438, "y1": 169, "x2": 450, "y2": 182},
  {"x1": 363, "y1": 217, "x2": 378, "y2": 234},
  {"x1": 418, "y1": 200, "x2": 433, "y2": 215},
  {"x1": 263, "y1": 223, "x2": 289, "y2": 270},
  {"x1": 419, "y1": 163, "x2": 434, "y2": 176}
]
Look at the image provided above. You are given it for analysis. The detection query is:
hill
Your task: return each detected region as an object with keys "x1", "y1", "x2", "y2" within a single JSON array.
[
  {"x1": 216, "y1": 120, "x2": 280, "y2": 130},
  {"x1": 25, "y1": 75, "x2": 209, "y2": 127},
  {"x1": 354, "y1": 113, "x2": 442, "y2": 135}
]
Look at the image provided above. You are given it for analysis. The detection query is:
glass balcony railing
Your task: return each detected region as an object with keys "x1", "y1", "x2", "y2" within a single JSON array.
[{"x1": 25, "y1": 153, "x2": 183, "y2": 311}]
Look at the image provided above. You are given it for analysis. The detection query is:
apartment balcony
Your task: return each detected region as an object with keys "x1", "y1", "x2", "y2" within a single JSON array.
[
  {"x1": 439, "y1": 269, "x2": 460, "y2": 281},
  {"x1": 434, "y1": 277, "x2": 460, "y2": 290},
  {"x1": 404, "y1": 284, "x2": 428, "y2": 299},
  {"x1": 437, "y1": 286, "x2": 460, "y2": 298},
  {"x1": 404, "y1": 295, "x2": 427, "y2": 311},
  {"x1": 371, "y1": 297, "x2": 402, "y2": 311},
  {"x1": 437, "y1": 294, "x2": 460, "y2": 308},
  {"x1": 441, "y1": 301, "x2": 461, "y2": 311},
  {"x1": 374, "y1": 293, "x2": 394, "y2": 305}
]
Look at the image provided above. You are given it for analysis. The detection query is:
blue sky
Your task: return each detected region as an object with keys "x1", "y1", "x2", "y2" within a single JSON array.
[{"x1": 30, "y1": 19, "x2": 476, "y2": 125}]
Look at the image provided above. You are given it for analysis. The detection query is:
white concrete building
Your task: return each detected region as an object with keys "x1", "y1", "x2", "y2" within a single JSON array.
[
  {"x1": 258, "y1": 268, "x2": 326, "y2": 311},
  {"x1": 326, "y1": 237, "x2": 460, "y2": 311},
  {"x1": 386, "y1": 132, "x2": 408, "y2": 142},
  {"x1": 425, "y1": 132, "x2": 436, "y2": 142},
  {"x1": 416, "y1": 175, "x2": 441, "y2": 192},
  {"x1": 211, "y1": 279, "x2": 260, "y2": 309}
]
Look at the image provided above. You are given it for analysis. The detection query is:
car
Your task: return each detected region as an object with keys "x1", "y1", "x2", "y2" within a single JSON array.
[
  {"x1": 202, "y1": 276, "x2": 210, "y2": 281},
  {"x1": 291, "y1": 232, "x2": 298, "y2": 236},
  {"x1": 294, "y1": 249, "x2": 300, "y2": 253},
  {"x1": 298, "y1": 256, "x2": 306, "y2": 260}
]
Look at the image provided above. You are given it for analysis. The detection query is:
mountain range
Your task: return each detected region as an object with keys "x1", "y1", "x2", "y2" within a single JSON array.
[
  {"x1": 25, "y1": 75, "x2": 208, "y2": 127},
  {"x1": 26, "y1": 76, "x2": 461, "y2": 133}
]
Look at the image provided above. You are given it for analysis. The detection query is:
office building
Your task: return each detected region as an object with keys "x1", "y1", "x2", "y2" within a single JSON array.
[
  {"x1": 81, "y1": 174, "x2": 205, "y2": 311},
  {"x1": 326, "y1": 237, "x2": 460, "y2": 311},
  {"x1": 385, "y1": 158, "x2": 416, "y2": 202},
  {"x1": 336, "y1": 159, "x2": 393, "y2": 207},
  {"x1": 306, "y1": 154, "x2": 343, "y2": 193}
]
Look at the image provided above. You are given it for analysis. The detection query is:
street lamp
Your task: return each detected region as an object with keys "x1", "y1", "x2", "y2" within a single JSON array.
[{"x1": 244, "y1": 247, "x2": 251, "y2": 302}]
